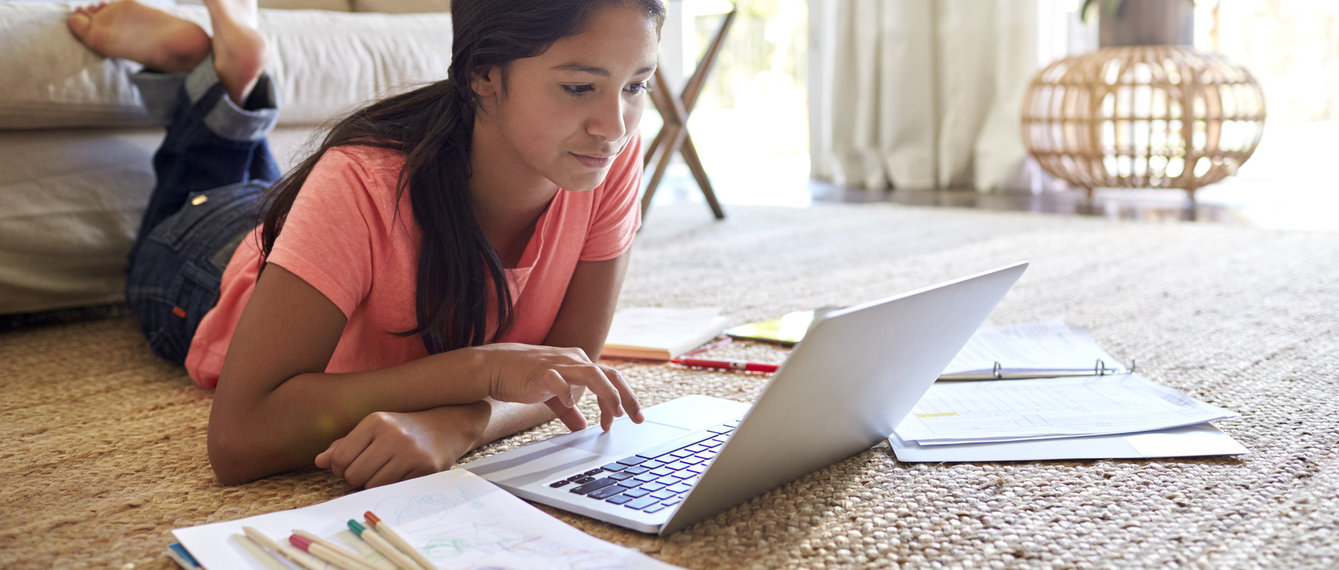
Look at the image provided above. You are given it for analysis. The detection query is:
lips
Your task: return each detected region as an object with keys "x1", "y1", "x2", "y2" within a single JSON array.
[{"x1": 571, "y1": 152, "x2": 615, "y2": 168}]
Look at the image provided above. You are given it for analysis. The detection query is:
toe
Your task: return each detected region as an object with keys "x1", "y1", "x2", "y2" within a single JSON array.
[{"x1": 67, "y1": 11, "x2": 93, "y2": 40}]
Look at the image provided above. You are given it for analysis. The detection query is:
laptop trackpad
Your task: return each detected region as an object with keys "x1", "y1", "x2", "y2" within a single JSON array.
[{"x1": 555, "y1": 420, "x2": 688, "y2": 458}]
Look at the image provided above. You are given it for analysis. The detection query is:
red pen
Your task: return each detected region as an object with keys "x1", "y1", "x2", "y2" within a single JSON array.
[{"x1": 674, "y1": 357, "x2": 780, "y2": 373}]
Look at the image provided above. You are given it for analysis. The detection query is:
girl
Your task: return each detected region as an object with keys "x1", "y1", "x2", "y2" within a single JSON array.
[{"x1": 68, "y1": 0, "x2": 663, "y2": 488}]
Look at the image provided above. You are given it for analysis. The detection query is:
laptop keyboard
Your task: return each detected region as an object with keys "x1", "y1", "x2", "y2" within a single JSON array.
[{"x1": 547, "y1": 420, "x2": 739, "y2": 514}]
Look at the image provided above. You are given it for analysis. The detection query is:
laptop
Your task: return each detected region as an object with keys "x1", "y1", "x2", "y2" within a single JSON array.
[{"x1": 461, "y1": 262, "x2": 1027, "y2": 534}]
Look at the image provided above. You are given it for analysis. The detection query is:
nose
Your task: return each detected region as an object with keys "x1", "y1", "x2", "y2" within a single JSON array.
[{"x1": 587, "y1": 92, "x2": 628, "y2": 142}]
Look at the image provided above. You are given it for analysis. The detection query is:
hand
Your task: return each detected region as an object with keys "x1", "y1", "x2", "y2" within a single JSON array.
[
  {"x1": 475, "y1": 344, "x2": 643, "y2": 431},
  {"x1": 314, "y1": 404, "x2": 489, "y2": 488}
]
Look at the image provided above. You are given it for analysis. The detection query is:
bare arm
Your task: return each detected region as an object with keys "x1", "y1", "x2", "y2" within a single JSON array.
[
  {"x1": 209, "y1": 253, "x2": 638, "y2": 486},
  {"x1": 473, "y1": 250, "x2": 638, "y2": 443}
]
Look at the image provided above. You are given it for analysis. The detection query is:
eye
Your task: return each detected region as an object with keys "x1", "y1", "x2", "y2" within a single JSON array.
[
  {"x1": 562, "y1": 84, "x2": 595, "y2": 96},
  {"x1": 625, "y1": 81, "x2": 652, "y2": 96}
]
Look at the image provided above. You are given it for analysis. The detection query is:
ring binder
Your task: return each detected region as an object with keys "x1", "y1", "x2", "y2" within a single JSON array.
[{"x1": 938, "y1": 358, "x2": 1138, "y2": 382}]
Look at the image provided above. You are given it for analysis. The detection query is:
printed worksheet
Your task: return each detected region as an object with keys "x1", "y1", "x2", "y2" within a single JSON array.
[{"x1": 895, "y1": 373, "x2": 1237, "y2": 445}]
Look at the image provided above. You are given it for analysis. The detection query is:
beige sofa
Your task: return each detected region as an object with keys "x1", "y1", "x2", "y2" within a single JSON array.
[{"x1": 0, "y1": 0, "x2": 451, "y2": 315}]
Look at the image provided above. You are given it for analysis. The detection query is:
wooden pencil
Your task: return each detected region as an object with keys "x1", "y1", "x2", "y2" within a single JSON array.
[
  {"x1": 240, "y1": 526, "x2": 323, "y2": 570},
  {"x1": 364, "y1": 511, "x2": 438, "y2": 570},
  {"x1": 289, "y1": 534, "x2": 374, "y2": 570},
  {"x1": 348, "y1": 519, "x2": 421, "y2": 570},
  {"x1": 291, "y1": 530, "x2": 380, "y2": 570}
]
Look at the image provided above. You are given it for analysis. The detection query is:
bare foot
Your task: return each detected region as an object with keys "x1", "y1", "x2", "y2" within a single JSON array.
[
  {"x1": 67, "y1": 0, "x2": 211, "y2": 74},
  {"x1": 202, "y1": 0, "x2": 269, "y2": 106}
]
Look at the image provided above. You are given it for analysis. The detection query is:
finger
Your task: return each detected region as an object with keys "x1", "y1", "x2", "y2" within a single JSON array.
[
  {"x1": 538, "y1": 369, "x2": 576, "y2": 407},
  {"x1": 324, "y1": 426, "x2": 376, "y2": 481},
  {"x1": 546, "y1": 397, "x2": 588, "y2": 431},
  {"x1": 586, "y1": 367, "x2": 626, "y2": 432},
  {"x1": 570, "y1": 366, "x2": 624, "y2": 426},
  {"x1": 363, "y1": 458, "x2": 413, "y2": 489},
  {"x1": 314, "y1": 446, "x2": 333, "y2": 469},
  {"x1": 601, "y1": 365, "x2": 644, "y2": 423},
  {"x1": 342, "y1": 446, "x2": 393, "y2": 489}
]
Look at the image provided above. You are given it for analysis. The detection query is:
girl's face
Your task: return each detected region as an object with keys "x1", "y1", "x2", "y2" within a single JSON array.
[{"x1": 473, "y1": 4, "x2": 660, "y2": 193}]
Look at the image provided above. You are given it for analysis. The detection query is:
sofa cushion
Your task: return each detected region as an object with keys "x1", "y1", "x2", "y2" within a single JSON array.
[
  {"x1": 0, "y1": 126, "x2": 320, "y2": 315},
  {"x1": 0, "y1": 2, "x2": 452, "y2": 129},
  {"x1": 353, "y1": 0, "x2": 450, "y2": 13},
  {"x1": 179, "y1": 0, "x2": 355, "y2": 10}
]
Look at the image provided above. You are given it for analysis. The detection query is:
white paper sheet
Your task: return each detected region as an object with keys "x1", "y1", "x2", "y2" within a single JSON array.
[
  {"x1": 889, "y1": 422, "x2": 1248, "y2": 462},
  {"x1": 172, "y1": 469, "x2": 679, "y2": 570},
  {"x1": 895, "y1": 373, "x2": 1238, "y2": 445},
  {"x1": 941, "y1": 320, "x2": 1127, "y2": 378}
]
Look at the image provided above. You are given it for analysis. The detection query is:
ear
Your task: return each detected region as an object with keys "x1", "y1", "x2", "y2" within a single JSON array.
[{"x1": 472, "y1": 65, "x2": 502, "y2": 98}]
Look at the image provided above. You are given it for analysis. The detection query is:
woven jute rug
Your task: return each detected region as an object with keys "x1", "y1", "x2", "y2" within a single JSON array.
[{"x1": 3, "y1": 202, "x2": 1337, "y2": 569}]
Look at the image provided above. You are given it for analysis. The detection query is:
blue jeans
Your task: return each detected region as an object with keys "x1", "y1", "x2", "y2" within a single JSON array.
[{"x1": 124, "y1": 57, "x2": 280, "y2": 365}]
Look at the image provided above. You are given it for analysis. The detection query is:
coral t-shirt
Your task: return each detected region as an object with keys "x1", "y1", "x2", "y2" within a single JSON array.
[{"x1": 184, "y1": 138, "x2": 643, "y2": 388}]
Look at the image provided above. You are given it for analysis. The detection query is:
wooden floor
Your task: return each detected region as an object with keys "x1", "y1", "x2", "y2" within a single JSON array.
[{"x1": 649, "y1": 163, "x2": 1337, "y2": 232}]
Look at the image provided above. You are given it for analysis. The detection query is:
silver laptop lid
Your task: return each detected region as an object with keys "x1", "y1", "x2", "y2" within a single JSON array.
[{"x1": 661, "y1": 262, "x2": 1027, "y2": 533}]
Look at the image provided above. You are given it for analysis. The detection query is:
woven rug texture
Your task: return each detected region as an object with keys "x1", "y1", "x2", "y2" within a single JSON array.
[{"x1": 2, "y1": 202, "x2": 1337, "y2": 569}]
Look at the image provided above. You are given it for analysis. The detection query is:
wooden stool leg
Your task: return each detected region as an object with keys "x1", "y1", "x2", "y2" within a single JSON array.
[
  {"x1": 679, "y1": 132, "x2": 725, "y2": 219},
  {"x1": 641, "y1": 4, "x2": 737, "y2": 221},
  {"x1": 641, "y1": 69, "x2": 689, "y2": 220}
]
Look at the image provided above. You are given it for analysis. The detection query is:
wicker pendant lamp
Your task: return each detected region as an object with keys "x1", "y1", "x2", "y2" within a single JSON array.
[{"x1": 1021, "y1": 10, "x2": 1266, "y2": 203}]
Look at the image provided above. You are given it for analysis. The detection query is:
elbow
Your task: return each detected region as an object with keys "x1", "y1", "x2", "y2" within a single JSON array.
[{"x1": 207, "y1": 423, "x2": 259, "y2": 486}]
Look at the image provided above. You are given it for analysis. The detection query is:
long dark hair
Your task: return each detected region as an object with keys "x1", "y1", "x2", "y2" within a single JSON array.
[{"x1": 260, "y1": 0, "x2": 666, "y2": 354}]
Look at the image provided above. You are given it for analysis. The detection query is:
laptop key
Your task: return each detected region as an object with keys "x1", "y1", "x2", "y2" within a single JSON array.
[
  {"x1": 607, "y1": 472, "x2": 635, "y2": 481},
  {"x1": 635, "y1": 433, "x2": 719, "y2": 461},
  {"x1": 643, "y1": 503, "x2": 668, "y2": 513},
  {"x1": 571, "y1": 478, "x2": 617, "y2": 495},
  {"x1": 623, "y1": 487, "x2": 652, "y2": 498},
  {"x1": 616, "y1": 456, "x2": 648, "y2": 466},
  {"x1": 650, "y1": 490, "x2": 677, "y2": 500},
  {"x1": 601, "y1": 462, "x2": 626, "y2": 472},
  {"x1": 571, "y1": 476, "x2": 595, "y2": 485},
  {"x1": 624, "y1": 496, "x2": 660, "y2": 510},
  {"x1": 589, "y1": 484, "x2": 630, "y2": 500},
  {"x1": 605, "y1": 493, "x2": 636, "y2": 505}
]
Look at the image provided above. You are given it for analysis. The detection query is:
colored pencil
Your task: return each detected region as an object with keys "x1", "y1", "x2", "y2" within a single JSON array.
[
  {"x1": 364, "y1": 511, "x2": 438, "y2": 570},
  {"x1": 240, "y1": 526, "x2": 323, "y2": 570},
  {"x1": 348, "y1": 520, "x2": 421, "y2": 570},
  {"x1": 291, "y1": 530, "x2": 379, "y2": 570},
  {"x1": 289, "y1": 534, "x2": 373, "y2": 570}
]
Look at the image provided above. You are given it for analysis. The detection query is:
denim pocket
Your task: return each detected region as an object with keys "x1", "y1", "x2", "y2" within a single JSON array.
[
  {"x1": 127, "y1": 181, "x2": 264, "y2": 365},
  {"x1": 148, "y1": 182, "x2": 263, "y2": 250}
]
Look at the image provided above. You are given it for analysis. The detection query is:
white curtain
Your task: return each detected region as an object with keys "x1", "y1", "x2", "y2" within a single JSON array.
[{"x1": 809, "y1": 0, "x2": 1056, "y2": 192}]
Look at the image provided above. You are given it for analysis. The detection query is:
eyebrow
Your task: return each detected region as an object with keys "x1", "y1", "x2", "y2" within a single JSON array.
[{"x1": 552, "y1": 62, "x2": 658, "y2": 77}]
